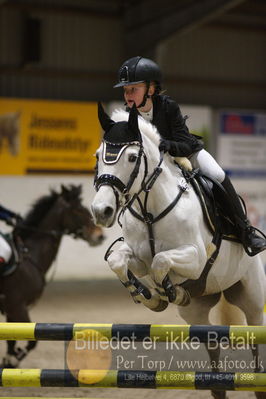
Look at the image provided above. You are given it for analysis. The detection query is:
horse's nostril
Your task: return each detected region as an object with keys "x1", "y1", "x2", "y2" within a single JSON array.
[
  {"x1": 104, "y1": 207, "x2": 113, "y2": 218},
  {"x1": 99, "y1": 234, "x2": 105, "y2": 241}
]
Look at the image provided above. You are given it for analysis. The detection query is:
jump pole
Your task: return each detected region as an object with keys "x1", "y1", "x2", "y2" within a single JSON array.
[
  {"x1": 0, "y1": 369, "x2": 266, "y2": 391},
  {"x1": 0, "y1": 323, "x2": 266, "y2": 344}
]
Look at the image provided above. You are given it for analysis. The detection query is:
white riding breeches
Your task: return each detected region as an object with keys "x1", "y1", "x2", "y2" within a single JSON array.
[
  {"x1": 189, "y1": 149, "x2": 225, "y2": 183},
  {"x1": 0, "y1": 235, "x2": 12, "y2": 263}
]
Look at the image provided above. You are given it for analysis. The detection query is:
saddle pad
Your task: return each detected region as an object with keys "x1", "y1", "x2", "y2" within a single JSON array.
[{"x1": 191, "y1": 175, "x2": 240, "y2": 242}]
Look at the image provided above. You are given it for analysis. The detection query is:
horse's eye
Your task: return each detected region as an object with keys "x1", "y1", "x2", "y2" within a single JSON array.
[{"x1": 128, "y1": 154, "x2": 137, "y2": 163}]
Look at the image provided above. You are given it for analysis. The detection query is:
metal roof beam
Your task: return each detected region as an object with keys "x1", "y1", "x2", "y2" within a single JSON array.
[
  {"x1": 0, "y1": 0, "x2": 121, "y2": 18},
  {"x1": 124, "y1": 0, "x2": 246, "y2": 55}
]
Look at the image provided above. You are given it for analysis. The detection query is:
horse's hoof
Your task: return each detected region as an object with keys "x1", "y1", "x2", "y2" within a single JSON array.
[
  {"x1": 172, "y1": 286, "x2": 191, "y2": 306},
  {"x1": 1, "y1": 355, "x2": 19, "y2": 368},
  {"x1": 0, "y1": 361, "x2": 15, "y2": 368},
  {"x1": 152, "y1": 300, "x2": 168, "y2": 312},
  {"x1": 255, "y1": 392, "x2": 266, "y2": 399}
]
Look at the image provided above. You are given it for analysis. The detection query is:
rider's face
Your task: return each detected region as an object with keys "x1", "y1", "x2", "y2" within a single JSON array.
[{"x1": 123, "y1": 83, "x2": 147, "y2": 108}]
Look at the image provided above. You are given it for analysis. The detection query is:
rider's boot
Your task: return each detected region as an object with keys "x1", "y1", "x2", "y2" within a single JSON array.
[{"x1": 221, "y1": 175, "x2": 266, "y2": 256}]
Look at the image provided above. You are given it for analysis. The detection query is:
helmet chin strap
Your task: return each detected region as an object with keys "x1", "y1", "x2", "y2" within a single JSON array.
[{"x1": 137, "y1": 82, "x2": 151, "y2": 109}]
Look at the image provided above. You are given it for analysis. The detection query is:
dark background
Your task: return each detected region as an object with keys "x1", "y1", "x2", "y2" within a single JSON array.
[{"x1": 0, "y1": 0, "x2": 265, "y2": 109}]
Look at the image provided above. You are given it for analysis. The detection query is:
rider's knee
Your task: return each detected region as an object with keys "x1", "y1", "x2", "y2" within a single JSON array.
[
  {"x1": 190, "y1": 149, "x2": 225, "y2": 183},
  {"x1": 209, "y1": 168, "x2": 225, "y2": 183},
  {"x1": 200, "y1": 166, "x2": 225, "y2": 183}
]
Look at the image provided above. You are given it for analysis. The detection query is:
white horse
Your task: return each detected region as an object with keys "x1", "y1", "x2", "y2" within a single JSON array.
[{"x1": 91, "y1": 104, "x2": 266, "y2": 398}]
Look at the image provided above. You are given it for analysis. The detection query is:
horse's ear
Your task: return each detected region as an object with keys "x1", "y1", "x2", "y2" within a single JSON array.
[
  {"x1": 98, "y1": 102, "x2": 115, "y2": 132},
  {"x1": 74, "y1": 184, "x2": 82, "y2": 198},
  {"x1": 60, "y1": 184, "x2": 69, "y2": 196},
  {"x1": 128, "y1": 104, "x2": 141, "y2": 142}
]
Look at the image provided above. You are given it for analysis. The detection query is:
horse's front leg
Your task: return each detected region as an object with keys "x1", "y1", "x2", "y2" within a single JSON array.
[
  {"x1": 151, "y1": 244, "x2": 206, "y2": 306},
  {"x1": 107, "y1": 243, "x2": 168, "y2": 312},
  {"x1": 1, "y1": 308, "x2": 37, "y2": 368}
]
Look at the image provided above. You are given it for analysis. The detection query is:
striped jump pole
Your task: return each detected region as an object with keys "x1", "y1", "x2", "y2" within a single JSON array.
[
  {"x1": 0, "y1": 369, "x2": 266, "y2": 391},
  {"x1": 0, "y1": 323, "x2": 266, "y2": 344}
]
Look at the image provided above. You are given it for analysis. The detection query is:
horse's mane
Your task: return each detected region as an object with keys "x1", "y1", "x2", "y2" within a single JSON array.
[
  {"x1": 17, "y1": 190, "x2": 59, "y2": 239},
  {"x1": 111, "y1": 108, "x2": 178, "y2": 176},
  {"x1": 111, "y1": 109, "x2": 160, "y2": 147}
]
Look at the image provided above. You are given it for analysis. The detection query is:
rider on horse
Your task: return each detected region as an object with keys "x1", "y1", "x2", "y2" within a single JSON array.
[
  {"x1": 0, "y1": 204, "x2": 21, "y2": 268},
  {"x1": 113, "y1": 56, "x2": 266, "y2": 257}
]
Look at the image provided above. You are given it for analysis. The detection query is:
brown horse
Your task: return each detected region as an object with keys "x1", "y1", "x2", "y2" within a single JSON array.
[
  {"x1": 0, "y1": 184, "x2": 104, "y2": 367},
  {"x1": 0, "y1": 111, "x2": 20, "y2": 156}
]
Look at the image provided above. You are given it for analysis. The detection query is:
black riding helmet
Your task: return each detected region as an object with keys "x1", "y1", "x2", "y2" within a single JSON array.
[
  {"x1": 114, "y1": 56, "x2": 162, "y2": 108},
  {"x1": 113, "y1": 56, "x2": 162, "y2": 88}
]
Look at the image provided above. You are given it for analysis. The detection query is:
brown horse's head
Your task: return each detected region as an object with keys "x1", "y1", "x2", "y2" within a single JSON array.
[
  {"x1": 59, "y1": 184, "x2": 105, "y2": 246},
  {"x1": 16, "y1": 185, "x2": 105, "y2": 247}
]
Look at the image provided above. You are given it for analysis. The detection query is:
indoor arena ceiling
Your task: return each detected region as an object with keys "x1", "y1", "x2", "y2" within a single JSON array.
[{"x1": 1, "y1": 0, "x2": 266, "y2": 54}]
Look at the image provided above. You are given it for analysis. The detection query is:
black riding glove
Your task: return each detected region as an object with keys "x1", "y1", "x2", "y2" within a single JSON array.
[
  {"x1": 159, "y1": 139, "x2": 172, "y2": 153},
  {"x1": 5, "y1": 217, "x2": 15, "y2": 226},
  {"x1": 5, "y1": 214, "x2": 23, "y2": 226},
  {"x1": 15, "y1": 214, "x2": 23, "y2": 224},
  {"x1": 159, "y1": 139, "x2": 192, "y2": 157}
]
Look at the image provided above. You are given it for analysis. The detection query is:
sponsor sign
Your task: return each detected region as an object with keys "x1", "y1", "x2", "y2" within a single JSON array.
[
  {"x1": 217, "y1": 111, "x2": 266, "y2": 178},
  {"x1": 0, "y1": 98, "x2": 100, "y2": 174}
]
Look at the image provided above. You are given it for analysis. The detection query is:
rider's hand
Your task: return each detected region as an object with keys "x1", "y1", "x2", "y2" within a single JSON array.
[
  {"x1": 15, "y1": 214, "x2": 23, "y2": 223},
  {"x1": 159, "y1": 139, "x2": 172, "y2": 153},
  {"x1": 6, "y1": 217, "x2": 14, "y2": 226},
  {"x1": 159, "y1": 140, "x2": 191, "y2": 157},
  {"x1": 5, "y1": 214, "x2": 22, "y2": 226}
]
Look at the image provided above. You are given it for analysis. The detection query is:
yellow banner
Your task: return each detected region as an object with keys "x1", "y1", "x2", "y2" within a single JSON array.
[{"x1": 0, "y1": 98, "x2": 100, "y2": 174}]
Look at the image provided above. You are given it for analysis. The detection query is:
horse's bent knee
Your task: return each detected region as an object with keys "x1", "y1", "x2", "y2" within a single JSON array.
[
  {"x1": 108, "y1": 252, "x2": 129, "y2": 282},
  {"x1": 152, "y1": 252, "x2": 171, "y2": 283}
]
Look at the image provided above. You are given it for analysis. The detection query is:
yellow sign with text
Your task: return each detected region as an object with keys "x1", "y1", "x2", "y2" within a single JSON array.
[{"x1": 0, "y1": 98, "x2": 100, "y2": 174}]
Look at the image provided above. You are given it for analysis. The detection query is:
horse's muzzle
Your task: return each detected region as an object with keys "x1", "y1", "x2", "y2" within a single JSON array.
[
  {"x1": 91, "y1": 203, "x2": 116, "y2": 227},
  {"x1": 91, "y1": 185, "x2": 118, "y2": 228}
]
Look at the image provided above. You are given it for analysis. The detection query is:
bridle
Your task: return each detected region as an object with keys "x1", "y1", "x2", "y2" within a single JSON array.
[
  {"x1": 13, "y1": 199, "x2": 89, "y2": 241},
  {"x1": 94, "y1": 140, "x2": 147, "y2": 214},
  {"x1": 94, "y1": 139, "x2": 189, "y2": 259}
]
